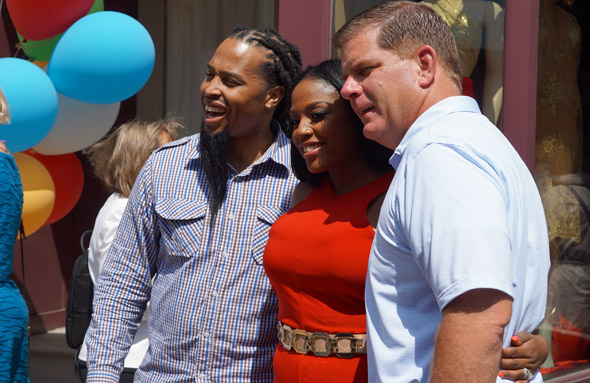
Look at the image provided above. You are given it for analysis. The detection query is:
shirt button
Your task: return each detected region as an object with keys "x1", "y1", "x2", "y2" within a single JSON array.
[
  {"x1": 211, "y1": 290, "x2": 218, "y2": 297},
  {"x1": 199, "y1": 372, "x2": 206, "y2": 379},
  {"x1": 203, "y1": 332, "x2": 210, "y2": 338},
  {"x1": 221, "y1": 251, "x2": 227, "y2": 258},
  {"x1": 228, "y1": 213, "x2": 234, "y2": 220}
]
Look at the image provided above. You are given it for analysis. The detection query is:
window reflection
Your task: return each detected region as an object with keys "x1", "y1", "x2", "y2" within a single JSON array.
[
  {"x1": 536, "y1": 0, "x2": 590, "y2": 374},
  {"x1": 542, "y1": 175, "x2": 590, "y2": 366},
  {"x1": 423, "y1": 0, "x2": 504, "y2": 126}
]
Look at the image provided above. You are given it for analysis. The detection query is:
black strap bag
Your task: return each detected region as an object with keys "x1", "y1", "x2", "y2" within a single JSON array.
[{"x1": 65, "y1": 230, "x2": 94, "y2": 349}]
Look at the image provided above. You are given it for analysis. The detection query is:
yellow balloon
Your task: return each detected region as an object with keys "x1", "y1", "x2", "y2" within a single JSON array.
[{"x1": 13, "y1": 153, "x2": 55, "y2": 238}]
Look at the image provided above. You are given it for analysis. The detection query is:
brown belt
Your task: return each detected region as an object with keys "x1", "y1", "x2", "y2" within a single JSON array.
[{"x1": 277, "y1": 321, "x2": 367, "y2": 358}]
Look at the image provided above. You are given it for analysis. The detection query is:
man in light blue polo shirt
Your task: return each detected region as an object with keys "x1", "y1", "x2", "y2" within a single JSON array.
[{"x1": 335, "y1": 1, "x2": 550, "y2": 382}]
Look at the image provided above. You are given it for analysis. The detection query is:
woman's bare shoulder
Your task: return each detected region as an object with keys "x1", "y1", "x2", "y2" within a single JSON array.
[{"x1": 291, "y1": 182, "x2": 313, "y2": 208}]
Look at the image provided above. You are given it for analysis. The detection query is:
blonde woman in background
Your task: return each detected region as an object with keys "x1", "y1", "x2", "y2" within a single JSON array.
[
  {"x1": 0, "y1": 87, "x2": 9, "y2": 125},
  {"x1": 0, "y1": 86, "x2": 10, "y2": 154},
  {"x1": 75, "y1": 119, "x2": 182, "y2": 382}
]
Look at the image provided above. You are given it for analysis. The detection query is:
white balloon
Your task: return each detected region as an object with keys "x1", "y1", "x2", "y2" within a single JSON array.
[{"x1": 34, "y1": 92, "x2": 119, "y2": 155}]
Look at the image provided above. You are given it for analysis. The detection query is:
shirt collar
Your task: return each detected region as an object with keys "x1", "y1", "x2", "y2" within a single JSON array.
[
  {"x1": 390, "y1": 96, "x2": 480, "y2": 169},
  {"x1": 190, "y1": 121, "x2": 291, "y2": 175},
  {"x1": 252, "y1": 126, "x2": 291, "y2": 172}
]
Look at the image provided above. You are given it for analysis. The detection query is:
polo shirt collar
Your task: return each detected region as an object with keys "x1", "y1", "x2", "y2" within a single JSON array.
[{"x1": 390, "y1": 96, "x2": 480, "y2": 169}]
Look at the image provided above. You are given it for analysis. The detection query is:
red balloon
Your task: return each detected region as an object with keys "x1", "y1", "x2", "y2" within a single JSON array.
[
  {"x1": 6, "y1": 0, "x2": 94, "y2": 41},
  {"x1": 26, "y1": 150, "x2": 84, "y2": 225}
]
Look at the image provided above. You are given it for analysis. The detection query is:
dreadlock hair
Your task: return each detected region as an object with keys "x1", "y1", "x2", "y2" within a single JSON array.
[
  {"x1": 289, "y1": 59, "x2": 393, "y2": 186},
  {"x1": 201, "y1": 27, "x2": 301, "y2": 222},
  {"x1": 230, "y1": 26, "x2": 303, "y2": 135}
]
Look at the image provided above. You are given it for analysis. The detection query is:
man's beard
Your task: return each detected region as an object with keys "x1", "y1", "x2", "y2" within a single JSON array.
[{"x1": 200, "y1": 126, "x2": 230, "y2": 220}]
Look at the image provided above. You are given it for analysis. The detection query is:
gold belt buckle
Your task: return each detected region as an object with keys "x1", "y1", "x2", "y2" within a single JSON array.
[
  {"x1": 277, "y1": 322, "x2": 284, "y2": 343},
  {"x1": 291, "y1": 329, "x2": 310, "y2": 354},
  {"x1": 334, "y1": 333, "x2": 357, "y2": 358},
  {"x1": 310, "y1": 332, "x2": 331, "y2": 357},
  {"x1": 277, "y1": 321, "x2": 365, "y2": 358},
  {"x1": 278, "y1": 323, "x2": 292, "y2": 351}
]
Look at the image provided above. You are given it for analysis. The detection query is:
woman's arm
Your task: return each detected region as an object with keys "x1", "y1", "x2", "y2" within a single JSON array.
[
  {"x1": 481, "y1": 1, "x2": 505, "y2": 126},
  {"x1": 87, "y1": 195, "x2": 128, "y2": 284}
]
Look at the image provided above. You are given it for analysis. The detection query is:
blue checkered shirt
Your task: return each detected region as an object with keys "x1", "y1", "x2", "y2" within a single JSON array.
[{"x1": 86, "y1": 130, "x2": 297, "y2": 383}]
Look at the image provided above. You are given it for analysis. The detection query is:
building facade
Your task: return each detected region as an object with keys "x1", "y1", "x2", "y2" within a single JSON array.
[{"x1": 2, "y1": 0, "x2": 589, "y2": 380}]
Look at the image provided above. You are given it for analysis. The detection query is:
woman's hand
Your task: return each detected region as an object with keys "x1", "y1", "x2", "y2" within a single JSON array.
[
  {"x1": 0, "y1": 142, "x2": 9, "y2": 154},
  {"x1": 499, "y1": 331, "x2": 549, "y2": 382}
]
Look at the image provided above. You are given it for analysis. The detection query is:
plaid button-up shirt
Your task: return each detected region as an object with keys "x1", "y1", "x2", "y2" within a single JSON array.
[{"x1": 86, "y1": 130, "x2": 297, "y2": 383}]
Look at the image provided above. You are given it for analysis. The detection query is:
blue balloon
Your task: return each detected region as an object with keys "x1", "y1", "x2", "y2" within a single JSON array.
[
  {"x1": 0, "y1": 58, "x2": 58, "y2": 153},
  {"x1": 47, "y1": 11, "x2": 155, "y2": 104}
]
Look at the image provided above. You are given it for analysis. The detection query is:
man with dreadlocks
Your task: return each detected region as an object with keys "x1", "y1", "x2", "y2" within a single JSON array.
[{"x1": 85, "y1": 26, "x2": 302, "y2": 383}]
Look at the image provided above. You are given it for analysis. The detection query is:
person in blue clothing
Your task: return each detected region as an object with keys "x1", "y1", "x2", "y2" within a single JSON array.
[
  {"x1": 75, "y1": 118, "x2": 181, "y2": 382},
  {"x1": 84, "y1": 27, "x2": 302, "y2": 383},
  {"x1": 335, "y1": 2, "x2": 550, "y2": 382},
  {"x1": 0, "y1": 86, "x2": 29, "y2": 382}
]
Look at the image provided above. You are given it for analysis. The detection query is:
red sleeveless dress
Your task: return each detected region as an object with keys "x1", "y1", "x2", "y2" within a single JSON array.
[{"x1": 263, "y1": 171, "x2": 394, "y2": 383}]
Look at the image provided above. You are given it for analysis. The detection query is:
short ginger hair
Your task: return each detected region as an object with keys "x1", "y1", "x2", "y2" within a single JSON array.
[{"x1": 334, "y1": 0, "x2": 462, "y2": 91}]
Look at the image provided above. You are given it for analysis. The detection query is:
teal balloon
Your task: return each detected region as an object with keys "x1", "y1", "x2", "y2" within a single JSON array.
[
  {"x1": 0, "y1": 58, "x2": 58, "y2": 153},
  {"x1": 17, "y1": 0, "x2": 104, "y2": 62},
  {"x1": 47, "y1": 11, "x2": 155, "y2": 104}
]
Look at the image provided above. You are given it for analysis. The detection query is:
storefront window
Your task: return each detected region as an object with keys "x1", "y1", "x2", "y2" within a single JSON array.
[
  {"x1": 535, "y1": 0, "x2": 590, "y2": 376},
  {"x1": 333, "y1": 0, "x2": 505, "y2": 128}
]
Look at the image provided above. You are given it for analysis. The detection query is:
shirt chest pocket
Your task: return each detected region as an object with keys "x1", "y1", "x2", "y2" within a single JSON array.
[
  {"x1": 252, "y1": 205, "x2": 286, "y2": 265},
  {"x1": 155, "y1": 198, "x2": 208, "y2": 258}
]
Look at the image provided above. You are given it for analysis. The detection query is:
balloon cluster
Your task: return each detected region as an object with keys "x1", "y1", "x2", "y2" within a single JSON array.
[{"x1": 0, "y1": 0, "x2": 156, "y2": 236}]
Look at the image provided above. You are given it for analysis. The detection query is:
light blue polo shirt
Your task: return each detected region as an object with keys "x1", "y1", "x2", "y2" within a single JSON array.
[{"x1": 365, "y1": 96, "x2": 550, "y2": 383}]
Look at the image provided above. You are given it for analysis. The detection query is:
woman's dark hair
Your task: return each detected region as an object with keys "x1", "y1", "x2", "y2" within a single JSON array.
[
  {"x1": 289, "y1": 59, "x2": 393, "y2": 186},
  {"x1": 230, "y1": 26, "x2": 302, "y2": 135}
]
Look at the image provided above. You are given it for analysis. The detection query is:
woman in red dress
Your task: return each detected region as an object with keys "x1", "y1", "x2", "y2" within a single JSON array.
[{"x1": 263, "y1": 59, "x2": 547, "y2": 383}]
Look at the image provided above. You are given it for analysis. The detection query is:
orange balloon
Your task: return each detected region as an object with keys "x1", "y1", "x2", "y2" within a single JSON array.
[
  {"x1": 33, "y1": 60, "x2": 49, "y2": 68},
  {"x1": 13, "y1": 152, "x2": 55, "y2": 238},
  {"x1": 26, "y1": 150, "x2": 84, "y2": 225}
]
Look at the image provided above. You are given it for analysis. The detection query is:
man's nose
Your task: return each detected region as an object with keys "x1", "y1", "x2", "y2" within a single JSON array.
[
  {"x1": 341, "y1": 76, "x2": 361, "y2": 100},
  {"x1": 202, "y1": 77, "x2": 221, "y2": 98}
]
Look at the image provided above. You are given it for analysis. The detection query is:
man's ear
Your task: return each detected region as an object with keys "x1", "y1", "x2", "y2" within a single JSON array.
[
  {"x1": 264, "y1": 85, "x2": 285, "y2": 109},
  {"x1": 415, "y1": 45, "x2": 437, "y2": 88}
]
